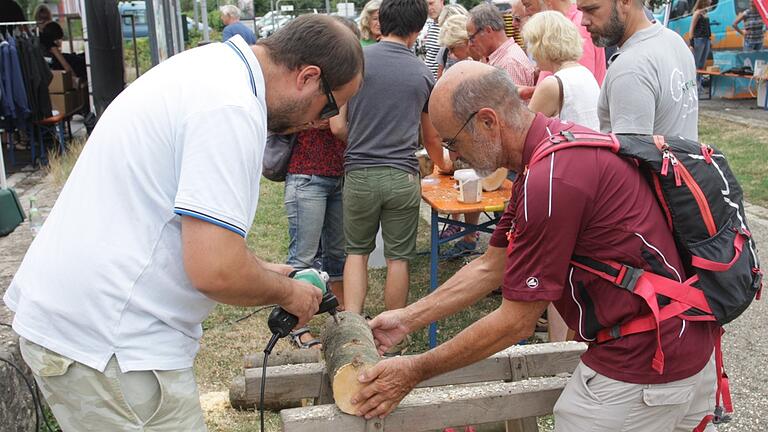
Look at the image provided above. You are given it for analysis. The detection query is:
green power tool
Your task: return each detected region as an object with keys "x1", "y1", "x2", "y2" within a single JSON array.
[{"x1": 264, "y1": 268, "x2": 340, "y2": 353}]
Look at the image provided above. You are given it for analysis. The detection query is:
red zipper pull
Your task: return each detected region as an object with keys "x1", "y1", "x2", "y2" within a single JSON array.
[
  {"x1": 701, "y1": 145, "x2": 713, "y2": 164},
  {"x1": 661, "y1": 152, "x2": 670, "y2": 176}
]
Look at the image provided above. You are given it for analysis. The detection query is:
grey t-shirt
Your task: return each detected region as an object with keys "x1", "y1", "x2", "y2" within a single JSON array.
[
  {"x1": 598, "y1": 23, "x2": 699, "y2": 141},
  {"x1": 346, "y1": 41, "x2": 434, "y2": 175}
]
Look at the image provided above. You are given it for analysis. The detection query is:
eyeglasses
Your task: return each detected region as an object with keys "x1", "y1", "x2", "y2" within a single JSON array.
[
  {"x1": 442, "y1": 111, "x2": 478, "y2": 152},
  {"x1": 468, "y1": 28, "x2": 484, "y2": 43},
  {"x1": 511, "y1": 15, "x2": 522, "y2": 23},
  {"x1": 319, "y1": 74, "x2": 339, "y2": 119}
]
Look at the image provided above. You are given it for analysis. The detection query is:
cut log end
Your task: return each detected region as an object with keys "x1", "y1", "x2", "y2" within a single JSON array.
[
  {"x1": 321, "y1": 311, "x2": 380, "y2": 414},
  {"x1": 331, "y1": 361, "x2": 374, "y2": 414}
]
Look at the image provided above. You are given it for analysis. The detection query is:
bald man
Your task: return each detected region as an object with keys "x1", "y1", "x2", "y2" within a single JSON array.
[{"x1": 351, "y1": 61, "x2": 718, "y2": 432}]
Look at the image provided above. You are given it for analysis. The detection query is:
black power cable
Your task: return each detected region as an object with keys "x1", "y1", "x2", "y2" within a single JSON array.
[
  {"x1": 0, "y1": 356, "x2": 57, "y2": 432},
  {"x1": 260, "y1": 333, "x2": 280, "y2": 432}
]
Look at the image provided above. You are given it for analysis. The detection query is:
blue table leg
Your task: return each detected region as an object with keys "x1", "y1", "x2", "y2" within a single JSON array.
[{"x1": 429, "y1": 208, "x2": 439, "y2": 348}]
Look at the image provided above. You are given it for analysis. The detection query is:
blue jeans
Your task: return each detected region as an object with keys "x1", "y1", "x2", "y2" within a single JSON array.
[
  {"x1": 744, "y1": 40, "x2": 763, "y2": 51},
  {"x1": 284, "y1": 174, "x2": 345, "y2": 280},
  {"x1": 693, "y1": 38, "x2": 711, "y2": 88}
]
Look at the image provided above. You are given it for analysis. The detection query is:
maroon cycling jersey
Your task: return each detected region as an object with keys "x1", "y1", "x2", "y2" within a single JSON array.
[{"x1": 490, "y1": 114, "x2": 717, "y2": 384}]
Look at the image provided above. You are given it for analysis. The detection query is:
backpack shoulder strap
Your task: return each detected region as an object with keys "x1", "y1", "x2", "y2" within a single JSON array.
[{"x1": 529, "y1": 130, "x2": 621, "y2": 167}]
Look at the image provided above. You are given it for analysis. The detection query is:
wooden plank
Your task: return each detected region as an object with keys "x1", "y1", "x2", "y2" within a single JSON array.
[
  {"x1": 281, "y1": 376, "x2": 569, "y2": 432},
  {"x1": 244, "y1": 350, "x2": 322, "y2": 368},
  {"x1": 419, "y1": 351, "x2": 512, "y2": 387},
  {"x1": 239, "y1": 343, "x2": 586, "y2": 407},
  {"x1": 512, "y1": 342, "x2": 586, "y2": 377},
  {"x1": 243, "y1": 362, "x2": 326, "y2": 403},
  {"x1": 506, "y1": 349, "x2": 537, "y2": 432},
  {"x1": 505, "y1": 418, "x2": 538, "y2": 432}
]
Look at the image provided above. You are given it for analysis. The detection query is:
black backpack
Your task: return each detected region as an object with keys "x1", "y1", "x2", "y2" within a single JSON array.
[{"x1": 528, "y1": 131, "x2": 762, "y2": 429}]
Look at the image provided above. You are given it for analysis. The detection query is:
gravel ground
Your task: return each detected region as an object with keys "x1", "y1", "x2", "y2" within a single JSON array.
[{"x1": 718, "y1": 202, "x2": 768, "y2": 432}]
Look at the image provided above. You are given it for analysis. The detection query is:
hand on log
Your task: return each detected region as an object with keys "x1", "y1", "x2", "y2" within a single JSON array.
[
  {"x1": 351, "y1": 356, "x2": 424, "y2": 419},
  {"x1": 368, "y1": 309, "x2": 411, "y2": 356}
]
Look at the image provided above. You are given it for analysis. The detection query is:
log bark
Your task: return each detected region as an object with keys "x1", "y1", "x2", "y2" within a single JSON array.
[
  {"x1": 321, "y1": 311, "x2": 380, "y2": 414},
  {"x1": 243, "y1": 349, "x2": 321, "y2": 368}
]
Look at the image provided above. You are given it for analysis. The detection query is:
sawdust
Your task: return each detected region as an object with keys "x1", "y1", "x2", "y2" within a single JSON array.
[{"x1": 200, "y1": 391, "x2": 231, "y2": 413}]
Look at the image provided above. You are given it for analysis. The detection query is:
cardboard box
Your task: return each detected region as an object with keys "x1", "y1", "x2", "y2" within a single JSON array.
[
  {"x1": 49, "y1": 70, "x2": 73, "y2": 93},
  {"x1": 50, "y1": 91, "x2": 79, "y2": 114}
]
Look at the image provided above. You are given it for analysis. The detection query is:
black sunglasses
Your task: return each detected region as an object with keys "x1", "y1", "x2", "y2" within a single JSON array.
[
  {"x1": 319, "y1": 75, "x2": 339, "y2": 119},
  {"x1": 442, "y1": 111, "x2": 478, "y2": 152}
]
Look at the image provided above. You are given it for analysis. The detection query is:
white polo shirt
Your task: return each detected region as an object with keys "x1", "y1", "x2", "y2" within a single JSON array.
[{"x1": 3, "y1": 35, "x2": 267, "y2": 372}]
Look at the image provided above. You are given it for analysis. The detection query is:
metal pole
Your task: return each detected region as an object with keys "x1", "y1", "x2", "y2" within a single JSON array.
[
  {"x1": 271, "y1": 0, "x2": 276, "y2": 34},
  {"x1": 125, "y1": 14, "x2": 140, "y2": 77},
  {"x1": 325, "y1": 0, "x2": 331, "y2": 14},
  {"x1": 201, "y1": 0, "x2": 209, "y2": 41},
  {"x1": 663, "y1": 0, "x2": 672, "y2": 27},
  {"x1": 193, "y1": 0, "x2": 199, "y2": 27},
  {"x1": 145, "y1": 0, "x2": 161, "y2": 65}
]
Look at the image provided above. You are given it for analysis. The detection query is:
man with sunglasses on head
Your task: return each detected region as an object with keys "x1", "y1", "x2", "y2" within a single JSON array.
[
  {"x1": 331, "y1": 0, "x2": 449, "y2": 355},
  {"x1": 468, "y1": 3, "x2": 534, "y2": 86},
  {"x1": 4, "y1": 15, "x2": 362, "y2": 431}
]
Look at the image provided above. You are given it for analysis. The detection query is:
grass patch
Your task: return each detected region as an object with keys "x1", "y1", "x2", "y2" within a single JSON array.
[
  {"x1": 699, "y1": 115, "x2": 768, "y2": 206},
  {"x1": 45, "y1": 137, "x2": 86, "y2": 189}
]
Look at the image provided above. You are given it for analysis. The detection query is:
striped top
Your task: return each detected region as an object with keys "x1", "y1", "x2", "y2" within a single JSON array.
[
  {"x1": 423, "y1": 19, "x2": 441, "y2": 79},
  {"x1": 502, "y1": 14, "x2": 525, "y2": 49},
  {"x1": 744, "y1": 9, "x2": 765, "y2": 45}
]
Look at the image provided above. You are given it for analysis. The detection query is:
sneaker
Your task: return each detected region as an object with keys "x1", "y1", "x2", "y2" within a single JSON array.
[
  {"x1": 440, "y1": 240, "x2": 477, "y2": 259},
  {"x1": 439, "y1": 224, "x2": 462, "y2": 240}
]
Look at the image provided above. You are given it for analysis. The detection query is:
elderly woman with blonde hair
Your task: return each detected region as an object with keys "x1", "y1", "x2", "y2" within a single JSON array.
[
  {"x1": 523, "y1": 11, "x2": 599, "y2": 130},
  {"x1": 523, "y1": 11, "x2": 600, "y2": 343},
  {"x1": 359, "y1": 0, "x2": 382, "y2": 46}
]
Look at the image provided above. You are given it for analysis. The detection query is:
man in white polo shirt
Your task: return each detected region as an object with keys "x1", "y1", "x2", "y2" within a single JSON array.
[{"x1": 3, "y1": 15, "x2": 363, "y2": 431}]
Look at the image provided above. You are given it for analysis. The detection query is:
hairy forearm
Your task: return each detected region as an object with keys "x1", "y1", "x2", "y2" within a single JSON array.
[
  {"x1": 200, "y1": 248, "x2": 292, "y2": 306},
  {"x1": 413, "y1": 300, "x2": 546, "y2": 381},
  {"x1": 404, "y1": 247, "x2": 505, "y2": 332}
]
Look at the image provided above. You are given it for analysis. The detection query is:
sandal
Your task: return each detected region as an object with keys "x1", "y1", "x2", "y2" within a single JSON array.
[
  {"x1": 440, "y1": 240, "x2": 477, "y2": 259},
  {"x1": 290, "y1": 327, "x2": 322, "y2": 349},
  {"x1": 439, "y1": 224, "x2": 462, "y2": 239}
]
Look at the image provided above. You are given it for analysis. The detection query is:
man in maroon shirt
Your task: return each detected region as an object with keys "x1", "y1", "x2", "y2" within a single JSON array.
[{"x1": 352, "y1": 61, "x2": 718, "y2": 431}]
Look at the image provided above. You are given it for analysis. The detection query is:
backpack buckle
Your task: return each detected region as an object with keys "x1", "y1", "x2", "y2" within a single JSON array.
[
  {"x1": 712, "y1": 406, "x2": 731, "y2": 424},
  {"x1": 616, "y1": 265, "x2": 644, "y2": 292}
]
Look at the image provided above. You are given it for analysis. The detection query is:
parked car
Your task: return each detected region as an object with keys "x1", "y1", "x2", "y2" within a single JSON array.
[
  {"x1": 654, "y1": 0, "x2": 768, "y2": 51},
  {"x1": 119, "y1": 1, "x2": 212, "y2": 40},
  {"x1": 258, "y1": 15, "x2": 292, "y2": 38},
  {"x1": 119, "y1": 1, "x2": 149, "y2": 39}
]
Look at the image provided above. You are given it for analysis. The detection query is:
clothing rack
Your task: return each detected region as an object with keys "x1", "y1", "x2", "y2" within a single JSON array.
[{"x1": 0, "y1": 21, "x2": 36, "y2": 26}]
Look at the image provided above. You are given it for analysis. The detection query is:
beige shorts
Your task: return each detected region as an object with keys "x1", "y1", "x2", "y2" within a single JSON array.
[
  {"x1": 553, "y1": 354, "x2": 717, "y2": 432},
  {"x1": 20, "y1": 338, "x2": 207, "y2": 431}
]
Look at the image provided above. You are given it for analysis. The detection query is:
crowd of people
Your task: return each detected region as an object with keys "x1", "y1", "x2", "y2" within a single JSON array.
[{"x1": 4, "y1": 0, "x2": 762, "y2": 430}]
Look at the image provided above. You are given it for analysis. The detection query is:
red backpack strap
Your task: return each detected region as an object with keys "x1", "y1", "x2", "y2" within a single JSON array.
[
  {"x1": 695, "y1": 329, "x2": 733, "y2": 431},
  {"x1": 530, "y1": 131, "x2": 621, "y2": 167},
  {"x1": 570, "y1": 256, "x2": 717, "y2": 375}
]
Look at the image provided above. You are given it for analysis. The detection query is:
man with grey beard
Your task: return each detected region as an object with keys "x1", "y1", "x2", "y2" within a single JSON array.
[{"x1": 578, "y1": 0, "x2": 699, "y2": 140}]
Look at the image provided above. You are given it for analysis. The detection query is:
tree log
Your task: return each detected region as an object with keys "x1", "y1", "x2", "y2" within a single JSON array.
[
  {"x1": 243, "y1": 349, "x2": 321, "y2": 368},
  {"x1": 321, "y1": 311, "x2": 380, "y2": 414}
]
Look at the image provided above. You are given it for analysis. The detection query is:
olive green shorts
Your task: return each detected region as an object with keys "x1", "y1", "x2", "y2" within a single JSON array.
[
  {"x1": 19, "y1": 338, "x2": 207, "y2": 431},
  {"x1": 343, "y1": 166, "x2": 421, "y2": 260}
]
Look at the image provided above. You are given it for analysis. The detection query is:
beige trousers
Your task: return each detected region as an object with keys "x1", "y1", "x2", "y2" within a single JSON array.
[
  {"x1": 20, "y1": 338, "x2": 207, "y2": 432},
  {"x1": 553, "y1": 355, "x2": 718, "y2": 432}
]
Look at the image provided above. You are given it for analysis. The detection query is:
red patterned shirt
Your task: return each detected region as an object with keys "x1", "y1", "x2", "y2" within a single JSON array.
[{"x1": 287, "y1": 128, "x2": 345, "y2": 177}]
